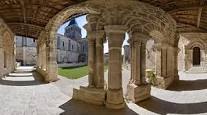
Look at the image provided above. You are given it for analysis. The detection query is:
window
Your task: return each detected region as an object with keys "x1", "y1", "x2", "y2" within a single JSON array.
[
  {"x1": 62, "y1": 42, "x2": 65, "y2": 50},
  {"x1": 68, "y1": 40, "x2": 71, "y2": 51},
  {"x1": 57, "y1": 37, "x2": 60, "y2": 49}
]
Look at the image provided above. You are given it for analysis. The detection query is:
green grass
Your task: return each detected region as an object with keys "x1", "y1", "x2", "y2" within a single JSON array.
[{"x1": 58, "y1": 65, "x2": 108, "y2": 79}]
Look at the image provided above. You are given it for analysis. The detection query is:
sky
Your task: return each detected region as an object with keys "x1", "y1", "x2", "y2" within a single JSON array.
[{"x1": 57, "y1": 15, "x2": 129, "y2": 54}]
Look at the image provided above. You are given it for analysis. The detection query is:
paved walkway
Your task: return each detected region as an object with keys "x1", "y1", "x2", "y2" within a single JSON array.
[{"x1": 0, "y1": 67, "x2": 207, "y2": 115}]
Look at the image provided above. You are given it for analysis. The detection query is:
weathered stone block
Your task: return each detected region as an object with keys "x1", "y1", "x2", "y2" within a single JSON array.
[
  {"x1": 156, "y1": 76, "x2": 174, "y2": 89},
  {"x1": 105, "y1": 89, "x2": 125, "y2": 109},
  {"x1": 73, "y1": 86, "x2": 106, "y2": 105},
  {"x1": 126, "y1": 83, "x2": 151, "y2": 103}
]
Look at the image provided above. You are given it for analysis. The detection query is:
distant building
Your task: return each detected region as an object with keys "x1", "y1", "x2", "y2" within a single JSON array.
[
  {"x1": 16, "y1": 36, "x2": 37, "y2": 66},
  {"x1": 16, "y1": 19, "x2": 88, "y2": 66}
]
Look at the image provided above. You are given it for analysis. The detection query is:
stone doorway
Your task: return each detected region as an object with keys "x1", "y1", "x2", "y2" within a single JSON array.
[{"x1": 193, "y1": 47, "x2": 201, "y2": 66}]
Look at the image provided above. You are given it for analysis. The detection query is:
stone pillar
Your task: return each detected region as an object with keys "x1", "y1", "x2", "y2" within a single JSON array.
[
  {"x1": 45, "y1": 31, "x2": 58, "y2": 82},
  {"x1": 173, "y1": 47, "x2": 179, "y2": 80},
  {"x1": 87, "y1": 31, "x2": 96, "y2": 87},
  {"x1": 42, "y1": 43, "x2": 47, "y2": 70},
  {"x1": 36, "y1": 42, "x2": 41, "y2": 68},
  {"x1": 126, "y1": 33, "x2": 150, "y2": 103},
  {"x1": 0, "y1": 35, "x2": 4, "y2": 77},
  {"x1": 155, "y1": 43, "x2": 175, "y2": 89},
  {"x1": 72, "y1": 31, "x2": 106, "y2": 106},
  {"x1": 104, "y1": 25, "x2": 126, "y2": 109},
  {"x1": 95, "y1": 31, "x2": 105, "y2": 88},
  {"x1": 185, "y1": 49, "x2": 192, "y2": 71}
]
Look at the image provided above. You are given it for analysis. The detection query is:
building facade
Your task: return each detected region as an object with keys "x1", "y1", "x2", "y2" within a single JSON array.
[{"x1": 16, "y1": 19, "x2": 88, "y2": 66}]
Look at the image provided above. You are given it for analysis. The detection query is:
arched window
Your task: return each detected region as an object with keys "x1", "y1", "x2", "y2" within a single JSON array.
[{"x1": 193, "y1": 47, "x2": 201, "y2": 66}]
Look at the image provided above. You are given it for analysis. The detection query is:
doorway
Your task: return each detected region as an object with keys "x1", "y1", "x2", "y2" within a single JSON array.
[{"x1": 193, "y1": 47, "x2": 201, "y2": 66}]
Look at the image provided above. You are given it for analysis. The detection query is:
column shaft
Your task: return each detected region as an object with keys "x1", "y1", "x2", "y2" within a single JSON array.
[
  {"x1": 0, "y1": 39, "x2": 3, "y2": 76},
  {"x1": 141, "y1": 42, "x2": 147, "y2": 84},
  {"x1": 161, "y1": 47, "x2": 167, "y2": 77},
  {"x1": 88, "y1": 36, "x2": 96, "y2": 87},
  {"x1": 105, "y1": 25, "x2": 126, "y2": 109},
  {"x1": 132, "y1": 41, "x2": 141, "y2": 85},
  {"x1": 155, "y1": 44, "x2": 168, "y2": 78},
  {"x1": 46, "y1": 38, "x2": 58, "y2": 82},
  {"x1": 126, "y1": 33, "x2": 150, "y2": 103},
  {"x1": 96, "y1": 34, "x2": 104, "y2": 88}
]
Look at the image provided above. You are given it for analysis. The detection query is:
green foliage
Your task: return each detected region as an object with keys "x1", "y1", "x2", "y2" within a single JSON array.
[
  {"x1": 58, "y1": 65, "x2": 108, "y2": 79},
  {"x1": 146, "y1": 69, "x2": 157, "y2": 86}
]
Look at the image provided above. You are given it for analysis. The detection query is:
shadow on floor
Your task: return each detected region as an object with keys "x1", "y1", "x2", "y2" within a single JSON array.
[
  {"x1": 59, "y1": 99, "x2": 137, "y2": 115},
  {"x1": 167, "y1": 79, "x2": 207, "y2": 91},
  {"x1": 137, "y1": 96, "x2": 207, "y2": 115},
  {"x1": 0, "y1": 72, "x2": 44, "y2": 86}
]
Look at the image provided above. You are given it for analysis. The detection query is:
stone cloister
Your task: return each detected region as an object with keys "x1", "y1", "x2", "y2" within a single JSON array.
[{"x1": 0, "y1": 0, "x2": 207, "y2": 113}]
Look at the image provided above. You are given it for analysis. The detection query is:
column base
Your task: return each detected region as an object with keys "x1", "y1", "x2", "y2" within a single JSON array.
[
  {"x1": 156, "y1": 76, "x2": 174, "y2": 89},
  {"x1": 126, "y1": 83, "x2": 151, "y2": 103},
  {"x1": 73, "y1": 86, "x2": 106, "y2": 105},
  {"x1": 35, "y1": 67, "x2": 59, "y2": 82},
  {"x1": 106, "y1": 89, "x2": 125, "y2": 109}
]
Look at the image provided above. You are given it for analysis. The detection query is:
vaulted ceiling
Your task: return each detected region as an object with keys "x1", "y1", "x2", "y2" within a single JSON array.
[
  {"x1": 0, "y1": 0, "x2": 206, "y2": 39},
  {"x1": 0, "y1": 0, "x2": 85, "y2": 38},
  {"x1": 140, "y1": 0, "x2": 207, "y2": 33}
]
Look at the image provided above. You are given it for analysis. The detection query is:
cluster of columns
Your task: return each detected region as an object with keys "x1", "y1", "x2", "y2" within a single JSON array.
[
  {"x1": 104, "y1": 25, "x2": 126, "y2": 109},
  {"x1": 155, "y1": 42, "x2": 179, "y2": 88},
  {"x1": 36, "y1": 30, "x2": 58, "y2": 82},
  {"x1": 126, "y1": 33, "x2": 151, "y2": 102},
  {"x1": 87, "y1": 30, "x2": 105, "y2": 88},
  {"x1": 73, "y1": 27, "x2": 107, "y2": 105},
  {"x1": 74, "y1": 24, "x2": 180, "y2": 108},
  {"x1": 73, "y1": 25, "x2": 127, "y2": 109}
]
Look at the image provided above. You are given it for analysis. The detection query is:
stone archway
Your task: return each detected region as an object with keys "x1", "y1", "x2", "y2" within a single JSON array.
[
  {"x1": 193, "y1": 47, "x2": 201, "y2": 66},
  {"x1": 35, "y1": 0, "x2": 178, "y2": 109},
  {"x1": 36, "y1": 1, "x2": 101, "y2": 82},
  {"x1": 184, "y1": 41, "x2": 205, "y2": 71}
]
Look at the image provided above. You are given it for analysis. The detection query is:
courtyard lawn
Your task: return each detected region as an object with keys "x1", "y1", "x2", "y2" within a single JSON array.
[{"x1": 58, "y1": 65, "x2": 108, "y2": 79}]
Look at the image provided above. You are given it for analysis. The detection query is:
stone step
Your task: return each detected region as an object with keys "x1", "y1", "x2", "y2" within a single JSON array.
[{"x1": 187, "y1": 66, "x2": 207, "y2": 73}]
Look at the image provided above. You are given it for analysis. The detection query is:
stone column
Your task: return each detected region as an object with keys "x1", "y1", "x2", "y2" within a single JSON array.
[
  {"x1": 155, "y1": 43, "x2": 162, "y2": 77},
  {"x1": 127, "y1": 33, "x2": 150, "y2": 103},
  {"x1": 42, "y1": 43, "x2": 47, "y2": 70},
  {"x1": 104, "y1": 25, "x2": 126, "y2": 109},
  {"x1": 131, "y1": 39, "x2": 141, "y2": 85},
  {"x1": 173, "y1": 47, "x2": 179, "y2": 80},
  {"x1": 155, "y1": 43, "x2": 175, "y2": 89},
  {"x1": 45, "y1": 32, "x2": 58, "y2": 82},
  {"x1": 0, "y1": 34, "x2": 4, "y2": 77},
  {"x1": 72, "y1": 31, "x2": 106, "y2": 106},
  {"x1": 95, "y1": 31, "x2": 105, "y2": 88},
  {"x1": 87, "y1": 31, "x2": 96, "y2": 87},
  {"x1": 141, "y1": 39, "x2": 147, "y2": 84},
  {"x1": 36, "y1": 41, "x2": 41, "y2": 68}
]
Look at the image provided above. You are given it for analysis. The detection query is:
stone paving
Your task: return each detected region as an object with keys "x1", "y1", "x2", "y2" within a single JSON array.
[{"x1": 1, "y1": 67, "x2": 207, "y2": 115}]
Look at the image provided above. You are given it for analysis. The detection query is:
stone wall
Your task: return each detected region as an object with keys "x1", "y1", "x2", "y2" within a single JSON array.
[
  {"x1": 178, "y1": 33, "x2": 207, "y2": 71},
  {"x1": 146, "y1": 39, "x2": 156, "y2": 70},
  {"x1": 57, "y1": 49, "x2": 80, "y2": 63},
  {"x1": 16, "y1": 47, "x2": 37, "y2": 66},
  {"x1": 0, "y1": 18, "x2": 15, "y2": 76}
]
